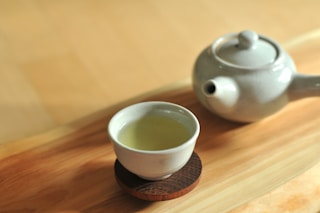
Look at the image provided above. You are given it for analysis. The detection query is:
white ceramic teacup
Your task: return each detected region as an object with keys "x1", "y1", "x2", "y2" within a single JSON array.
[{"x1": 108, "y1": 101, "x2": 200, "y2": 181}]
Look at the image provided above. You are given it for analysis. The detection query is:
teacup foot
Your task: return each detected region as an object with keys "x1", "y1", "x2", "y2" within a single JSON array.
[
  {"x1": 114, "y1": 152, "x2": 202, "y2": 201},
  {"x1": 137, "y1": 174, "x2": 172, "y2": 181}
]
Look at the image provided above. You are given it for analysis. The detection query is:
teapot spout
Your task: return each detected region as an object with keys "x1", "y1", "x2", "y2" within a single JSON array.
[
  {"x1": 288, "y1": 74, "x2": 320, "y2": 101},
  {"x1": 202, "y1": 77, "x2": 239, "y2": 113}
]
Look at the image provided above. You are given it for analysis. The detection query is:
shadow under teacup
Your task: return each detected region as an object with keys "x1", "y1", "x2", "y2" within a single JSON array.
[{"x1": 108, "y1": 101, "x2": 200, "y2": 181}]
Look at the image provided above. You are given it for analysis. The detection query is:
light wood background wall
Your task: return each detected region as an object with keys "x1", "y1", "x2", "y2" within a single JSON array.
[{"x1": 1, "y1": 0, "x2": 319, "y2": 143}]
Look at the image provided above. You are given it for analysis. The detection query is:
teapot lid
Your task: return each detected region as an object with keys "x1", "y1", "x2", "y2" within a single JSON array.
[{"x1": 212, "y1": 30, "x2": 279, "y2": 68}]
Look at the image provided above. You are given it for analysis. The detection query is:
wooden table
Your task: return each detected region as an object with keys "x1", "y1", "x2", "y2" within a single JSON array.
[{"x1": 0, "y1": 1, "x2": 320, "y2": 212}]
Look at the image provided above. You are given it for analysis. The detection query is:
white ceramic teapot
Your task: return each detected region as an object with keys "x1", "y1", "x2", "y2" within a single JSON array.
[{"x1": 193, "y1": 30, "x2": 320, "y2": 122}]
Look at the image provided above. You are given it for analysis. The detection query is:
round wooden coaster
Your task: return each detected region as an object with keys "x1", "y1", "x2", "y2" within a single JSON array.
[{"x1": 114, "y1": 152, "x2": 202, "y2": 201}]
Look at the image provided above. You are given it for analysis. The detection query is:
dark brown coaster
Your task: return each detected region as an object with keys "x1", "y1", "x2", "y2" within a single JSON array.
[{"x1": 114, "y1": 152, "x2": 202, "y2": 201}]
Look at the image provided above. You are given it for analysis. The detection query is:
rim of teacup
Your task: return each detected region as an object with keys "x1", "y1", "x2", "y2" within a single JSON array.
[{"x1": 108, "y1": 101, "x2": 200, "y2": 154}]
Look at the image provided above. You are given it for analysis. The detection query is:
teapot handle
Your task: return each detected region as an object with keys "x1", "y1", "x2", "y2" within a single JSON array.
[{"x1": 289, "y1": 73, "x2": 320, "y2": 100}]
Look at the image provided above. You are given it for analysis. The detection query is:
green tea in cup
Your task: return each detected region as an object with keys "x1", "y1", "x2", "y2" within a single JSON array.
[{"x1": 118, "y1": 115, "x2": 191, "y2": 151}]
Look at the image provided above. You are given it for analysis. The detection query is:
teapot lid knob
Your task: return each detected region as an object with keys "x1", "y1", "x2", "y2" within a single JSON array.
[
  {"x1": 238, "y1": 30, "x2": 258, "y2": 49},
  {"x1": 213, "y1": 29, "x2": 279, "y2": 67}
]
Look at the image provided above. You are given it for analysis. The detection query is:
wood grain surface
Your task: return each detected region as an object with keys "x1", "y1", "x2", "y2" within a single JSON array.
[
  {"x1": 1, "y1": 1, "x2": 320, "y2": 212},
  {"x1": 0, "y1": 78, "x2": 319, "y2": 212}
]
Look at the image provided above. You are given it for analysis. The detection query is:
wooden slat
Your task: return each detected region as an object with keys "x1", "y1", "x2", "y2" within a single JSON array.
[{"x1": 0, "y1": 80, "x2": 319, "y2": 212}]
